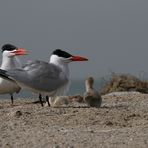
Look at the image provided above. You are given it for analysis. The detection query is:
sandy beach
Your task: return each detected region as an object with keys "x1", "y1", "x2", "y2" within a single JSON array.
[{"x1": 0, "y1": 92, "x2": 148, "y2": 148}]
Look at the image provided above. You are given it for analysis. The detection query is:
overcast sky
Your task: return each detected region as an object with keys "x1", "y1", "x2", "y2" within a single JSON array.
[{"x1": 0, "y1": 0, "x2": 148, "y2": 79}]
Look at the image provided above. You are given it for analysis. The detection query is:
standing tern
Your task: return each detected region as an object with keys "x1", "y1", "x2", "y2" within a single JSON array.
[
  {"x1": 0, "y1": 49, "x2": 88, "y2": 104},
  {"x1": 84, "y1": 77, "x2": 102, "y2": 107},
  {"x1": 0, "y1": 44, "x2": 27, "y2": 104}
]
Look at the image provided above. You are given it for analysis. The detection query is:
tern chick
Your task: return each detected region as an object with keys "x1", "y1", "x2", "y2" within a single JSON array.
[{"x1": 84, "y1": 77, "x2": 102, "y2": 108}]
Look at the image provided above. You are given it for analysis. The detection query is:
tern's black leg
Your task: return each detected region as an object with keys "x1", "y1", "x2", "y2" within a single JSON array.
[
  {"x1": 39, "y1": 94, "x2": 44, "y2": 107},
  {"x1": 46, "y1": 96, "x2": 50, "y2": 107},
  {"x1": 10, "y1": 94, "x2": 14, "y2": 105}
]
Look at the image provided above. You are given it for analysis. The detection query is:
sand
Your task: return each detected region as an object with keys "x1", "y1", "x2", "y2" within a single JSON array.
[{"x1": 0, "y1": 92, "x2": 148, "y2": 148}]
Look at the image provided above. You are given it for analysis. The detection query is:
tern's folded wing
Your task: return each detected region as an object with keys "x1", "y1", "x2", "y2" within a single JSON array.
[{"x1": 6, "y1": 60, "x2": 68, "y2": 92}]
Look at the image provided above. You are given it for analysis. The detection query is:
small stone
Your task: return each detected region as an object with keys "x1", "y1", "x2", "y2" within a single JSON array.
[
  {"x1": 105, "y1": 121, "x2": 113, "y2": 126},
  {"x1": 15, "y1": 111, "x2": 22, "y2": 117}
]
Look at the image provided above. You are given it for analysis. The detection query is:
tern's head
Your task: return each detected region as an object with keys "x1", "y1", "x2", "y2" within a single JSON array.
[
  {"x1": 86, "y1": 77, "x2": 94, "y2": 86},
  {"x1": 50, "y1": 49, "x2": 88, "y2": 64},
  {"x1": 1, "y1": 44, "x2": 27, "y2": 58}
]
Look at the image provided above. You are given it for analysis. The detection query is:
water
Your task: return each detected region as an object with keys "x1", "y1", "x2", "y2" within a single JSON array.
[{"x1": 0, "y1": 79, "x2": 106, "y2": 99}]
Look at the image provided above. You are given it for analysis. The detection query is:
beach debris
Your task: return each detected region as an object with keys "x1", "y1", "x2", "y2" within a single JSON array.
[
  {"x1": 100, "y1": 74, "x2": 148, "y2": 95},
  {"x1": 68, "y1": 95, "x2": 84, "y2": 103},
  {"x1": 84, "y1": 77, "x2": 102, "y2": 108},
  {"x1": 15, "y1": 111, "x2": 23, "y2": 117},
  {"x1": 8, "y1": 110, "x2": 23, "y2": 117}
]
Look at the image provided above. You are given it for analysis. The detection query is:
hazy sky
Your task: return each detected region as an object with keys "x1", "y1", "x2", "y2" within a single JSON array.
[{"x1": 0, "y1": 0, "x2": 148, "y2": 79}]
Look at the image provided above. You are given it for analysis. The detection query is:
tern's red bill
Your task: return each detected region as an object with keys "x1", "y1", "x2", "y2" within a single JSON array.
[
  {"x1": 70, "y1": 56, "x2": 88, "y2": 61},
  {"x1": 11, "y1": 48, "x2": 27, "y2": 56}
]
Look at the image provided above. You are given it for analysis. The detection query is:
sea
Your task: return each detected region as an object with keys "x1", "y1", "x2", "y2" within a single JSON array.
[{"x1": 0, "y1": 78, "x2": 107, "y2": 100}]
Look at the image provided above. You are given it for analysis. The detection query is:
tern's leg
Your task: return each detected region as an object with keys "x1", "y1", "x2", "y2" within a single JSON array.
[
  {"x1": 46, "y1": 96, "x2": 50, "y2": 107},
  {"x1": 39, "y1": 94, "x2": 44, "y2": 107},
  {"x1": 10, "y1": 94, "x2": 14, "y2": 105}
]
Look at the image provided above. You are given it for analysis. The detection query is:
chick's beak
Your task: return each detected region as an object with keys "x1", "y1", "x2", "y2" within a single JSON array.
[
  {"x1": 11, "y1": 48, "x2": 27, "y2": 56},
  {"x1": 70, "y1": 56, "x2": 88, "y2": 61}
]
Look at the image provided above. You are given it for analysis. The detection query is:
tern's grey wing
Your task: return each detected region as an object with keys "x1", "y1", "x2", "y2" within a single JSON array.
[
  {"x1": 6, "y1": 60, "x2": 68, "y2": 92},
  {"x1": 23, "y1": 60, "x2": 61, "y2": 78}
]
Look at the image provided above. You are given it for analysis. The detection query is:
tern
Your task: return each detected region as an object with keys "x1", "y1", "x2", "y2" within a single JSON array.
[
  {"x1": 0, "y1": 44, "x2": 27, "y2": 104},
  {"x1": 84, "y1": 77, "x2": 102, "y2": 107},
  {"x1": 0, "y1": 49, "x2": 88, "y2": 105}
]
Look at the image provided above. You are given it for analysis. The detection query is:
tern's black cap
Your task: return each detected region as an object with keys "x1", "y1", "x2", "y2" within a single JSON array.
[
  {"x1": 1, "y1": 44, "x2": 17, "y2": 52},
  {"x1": 52, "y1": 49, "x2": 72, "y2": 58}
]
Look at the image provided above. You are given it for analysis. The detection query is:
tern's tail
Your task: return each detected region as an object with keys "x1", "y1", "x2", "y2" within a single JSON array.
[{"x1": 0, "y1": 69, "x2": 14, "y2": 82}]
